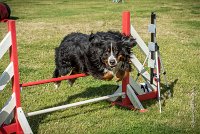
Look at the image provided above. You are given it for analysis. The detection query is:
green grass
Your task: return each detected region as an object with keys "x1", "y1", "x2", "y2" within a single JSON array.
[{"x1": 0, "y1": 0, "x2": 200, "y2": 133}]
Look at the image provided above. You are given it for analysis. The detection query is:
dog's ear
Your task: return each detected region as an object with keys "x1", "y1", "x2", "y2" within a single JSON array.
[
  {"x1": 121, "y1": 35, "x2": 137, "y2": 48},
  {"x1": 89, "y1": 33, "x2": 100, "y2": 44}
]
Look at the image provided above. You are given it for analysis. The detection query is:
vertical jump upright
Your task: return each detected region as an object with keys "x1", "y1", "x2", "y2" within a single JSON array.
[
  {"x1": 121, "y1": 11, "x2": 132, "y2": 107},
  {"x1": 111, "y1": 11, "x2": 147, "y2": 111},
  {"x1": 0, "y1": 20, "x2": 32, "y2": 133},
  {"x1": 122, "y1": 11, "x2": 131, "y2": 106},
  {"x1": 112, "y1": 11, "x2": 170, "y2": 112}
]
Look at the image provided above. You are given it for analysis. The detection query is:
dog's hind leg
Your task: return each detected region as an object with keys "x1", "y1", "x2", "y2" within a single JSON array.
[
  {"x1": 67, "y1": 70, "x2": 78, "y2": 87},
  {"x1": 54, "y1": 66, "x2": 74, "y2": 88},
  {"x1": 68, "y1": 79, "x2": 76, "y2": 87},
  {"x1": 53, "y1": 68, "x2": 61, "y2": 89}
]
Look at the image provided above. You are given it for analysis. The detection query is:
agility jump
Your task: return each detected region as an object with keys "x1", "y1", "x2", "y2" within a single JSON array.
[{"x1": 0, "y1": 11, "x2": 169, "y2": 133}]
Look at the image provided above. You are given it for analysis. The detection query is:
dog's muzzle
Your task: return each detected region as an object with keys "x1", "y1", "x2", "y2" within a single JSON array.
[
  {"x1": 108, "y1": 56, "x2": 117, "y2": 67},
  {"x1": 108, "y1": 43, "x2": 117, "y2": 67}
]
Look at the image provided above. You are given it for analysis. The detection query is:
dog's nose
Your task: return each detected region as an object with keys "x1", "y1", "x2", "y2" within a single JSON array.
[{"x1": 109, "y1": 59, "x2": 116, "y2": 66}]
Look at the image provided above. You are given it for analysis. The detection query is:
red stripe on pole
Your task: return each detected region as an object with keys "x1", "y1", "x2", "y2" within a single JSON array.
[
  {"x1": 21, "y1": 73, "x2": 88, "y2": 87},
  {"x1": 9, "y1": 20, "x2": 21, "y2": 107},
  {"x1": 8, "y1": 20, "x2": 23, "y2": 134},
  {"x1": 137, "y1": 90, "x2": 157, "y2": 101},
  {"x1": 122, "y1": 11, "x2": 130, "y2": 36},
  {"x1": 157, "y1": 57, "x2": 161, "y2": 90},
  {"x1": 122, "y1": 11, "x2": 131, "y2": 106}
]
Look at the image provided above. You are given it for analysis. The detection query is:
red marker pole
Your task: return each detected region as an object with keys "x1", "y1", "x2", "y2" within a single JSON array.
[
  {"x1": 21, "y1": 73, "x2": 87, "y2": 87},
  {"x1": 121, "y1": 11, "x2": 131, "y2": 106}
]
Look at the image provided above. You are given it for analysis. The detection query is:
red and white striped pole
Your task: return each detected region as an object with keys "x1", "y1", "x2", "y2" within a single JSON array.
[{"x1": 8, "y1": 20, "x2": 23, "y2": 133}]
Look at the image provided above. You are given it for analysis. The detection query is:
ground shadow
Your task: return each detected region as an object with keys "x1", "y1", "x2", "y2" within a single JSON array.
[
  {"x1": 161, "y1": 78, "x2": 178, "y2": 107},
  {"x1": 28, "y1": 79, "x2": 178, "y2": 133},
  {"x1": 28, "y1": 104, "x2": 113, "y2": 134},
  {"x1": 28, "y1": 84, "x2": 118, "y2": 133},
  {"x1": 137, "y1": 79, "x2": 178, "y2": 109},
  {"x1": 66, "y1": 84, "x2": 118, "y2": 103},
  {"x1": 161, "y1": 78, "x2": 178, "y2": 98},
  {"x1": 9, "y1": 16, "x2": 19, "y2": 20}
]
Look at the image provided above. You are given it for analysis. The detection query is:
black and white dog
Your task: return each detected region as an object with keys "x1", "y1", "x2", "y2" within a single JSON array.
[{"x1": 53, "y1": 31, "x2": 136, "y2": 88}]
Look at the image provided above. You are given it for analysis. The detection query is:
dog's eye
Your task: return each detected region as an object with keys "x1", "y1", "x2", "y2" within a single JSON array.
[
  {"x1": 118, "y1": 55, "x2": 125, "y2": 61},
  {"x1": 113, "y1": 48, "x2": 118, "y2": 53},
  {"x1": 104, "y1": 52, "x2": 110, "y2": 57}
]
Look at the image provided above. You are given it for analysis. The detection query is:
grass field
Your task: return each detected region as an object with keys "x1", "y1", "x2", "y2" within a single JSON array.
[{"x1": 0, "y1": 0, "x2": 200, "y2": 133}]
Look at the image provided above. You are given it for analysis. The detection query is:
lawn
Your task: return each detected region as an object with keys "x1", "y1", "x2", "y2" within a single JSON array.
[{"x1": 0, "y1": 0, "x2": 200, "y2": 133}]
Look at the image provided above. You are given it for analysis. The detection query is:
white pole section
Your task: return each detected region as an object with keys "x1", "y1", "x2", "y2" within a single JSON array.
[
  {"x1": 27, "y1": 92, "x2": 125, "y2": 117},
  {"x1": 155, "y1": 51, "x2": 162, "y2": 113},
  {"x1": 130, "y1": 25, "x2": 149, "y2": 56}
]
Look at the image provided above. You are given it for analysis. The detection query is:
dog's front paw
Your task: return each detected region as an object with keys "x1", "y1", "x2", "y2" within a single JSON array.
[
  {"x1": 103, "y1": 71, "x2": 114, "y2": 81},
  {"x1": 114, "y1": 70, "x2": 124, "y2": 82},
  {"x1": 114, "y1": 69, "x2": 129, "y2": 82}
]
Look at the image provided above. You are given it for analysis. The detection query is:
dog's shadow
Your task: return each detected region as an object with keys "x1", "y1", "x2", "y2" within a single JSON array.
[
  {"x1": 67, "y1": 78, "x2": 178, "y2": 109},
  {"x1": 9, "y1": 16, "x2": 19, "y2": 20},
  {"x1": 160, "y1": 78, "x2": 178, "y2": 107},
  {"x1": 161, "y1": 78, "x2": 178, "y2": 98},
  {"x1": 28, "y1": 84, "x2": 118, "y2": 133},
  {"x1": 142, "y1": 78, "x2": 178, "y2": 108},
  {"x1": 66, "y1": 84, "x2": 118, "y2": 103},
  {"x1": 29, "y1": 79, "x2": 178, "y2": 133}
]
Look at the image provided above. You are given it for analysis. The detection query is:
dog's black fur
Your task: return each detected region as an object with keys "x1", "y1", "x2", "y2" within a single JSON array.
[{"x1": 53, "y1": 31, "x2": 136, "y2": 87}]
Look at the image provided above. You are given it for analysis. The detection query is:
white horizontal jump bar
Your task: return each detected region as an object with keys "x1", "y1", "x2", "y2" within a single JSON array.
[
  {"x1": 0, "y1": 93, "x2": 16, "y2": 126},
  {"x1": 0, "y1": 62, "x2": 14, "y2": 91},
  {"x1": 131, "y1": 25, "x2": 149, "y2": 56},
  {"x1": 27, "y1": 92, "x2": 125, "y2": 117},
  {"x1": 0, "y1": 32, "x2": 11, "y2": 60}
]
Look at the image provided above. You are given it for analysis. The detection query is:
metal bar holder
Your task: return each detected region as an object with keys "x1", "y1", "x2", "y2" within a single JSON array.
[
  {"x1": 148, "y1": 12, "x2": 156, "y2": 84},
  {"x1": 148, "y1": 12, "x2": 162, "y2": 113}
]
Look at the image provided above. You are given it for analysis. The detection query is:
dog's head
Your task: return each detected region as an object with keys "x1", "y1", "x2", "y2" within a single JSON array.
[
  {"x1": 89, "y1": 32, "x2": 136, "y2": 70},
  {"x1": 89, "y1": 36, "x2": 118, "y2": 68},
  {"x1": 89, "y1": 31, "x2": 137, "y2": 81},
  {"x1": 87, "y1": 40, "x2": 123, "y2": 81},
  {"x1": 101, "y1": 41, "x2": 120, "y2": 68}
]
